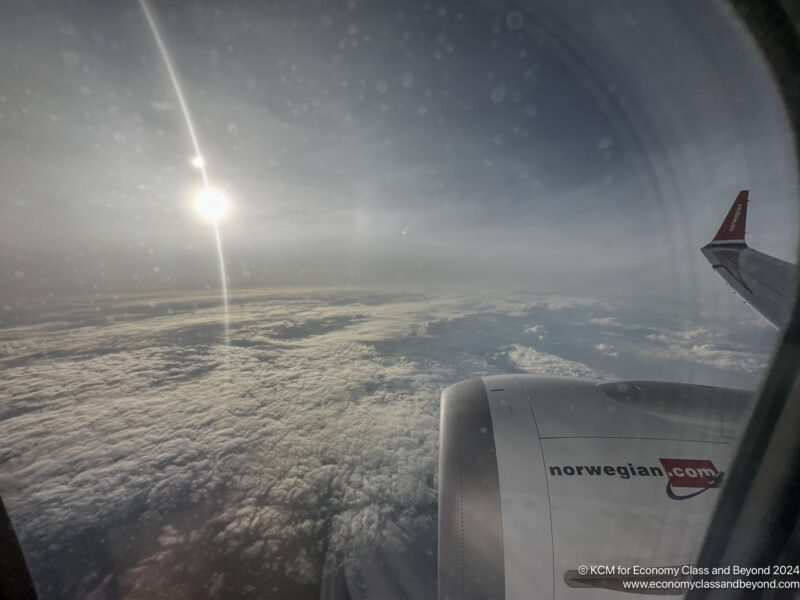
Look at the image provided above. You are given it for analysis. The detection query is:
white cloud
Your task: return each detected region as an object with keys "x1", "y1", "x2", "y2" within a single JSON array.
[
  {"x1": 589, "y1": 317, "x2": 617, "y2": 326},
  {"x1": 643, "y1": 326, "x2": 767, "y2": 374},
  {"x1": 595, "y1": 343, "x2": 619, "y2": 358},
  {"x1": 0, "y1": 289, "x2": 777, "y2": 598},
  {"x1": 524, "y1": 323, "x2": 548, "y2": 340},
  {"x1": 507, "y1": 344, "x2": 604, "y2": 378}
]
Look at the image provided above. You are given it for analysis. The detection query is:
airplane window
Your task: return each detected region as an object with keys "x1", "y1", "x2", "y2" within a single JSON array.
[{"x1": 0, "y1": 1, "x2": 797, "y2": 599}]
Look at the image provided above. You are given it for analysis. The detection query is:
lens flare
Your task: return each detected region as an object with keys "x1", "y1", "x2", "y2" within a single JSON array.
[{"x1": 139, "y1": 0, "x2": 229, "y2": 347}]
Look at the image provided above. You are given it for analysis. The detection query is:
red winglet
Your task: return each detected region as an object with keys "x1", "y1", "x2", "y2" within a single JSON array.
[{"x1": 711, "y1": 190, "x2": 748, "y2": 243}]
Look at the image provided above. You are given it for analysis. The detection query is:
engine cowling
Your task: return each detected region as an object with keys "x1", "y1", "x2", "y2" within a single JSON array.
[{"x1": 438, "y1": 375, "x2": 753, "y2": 599}]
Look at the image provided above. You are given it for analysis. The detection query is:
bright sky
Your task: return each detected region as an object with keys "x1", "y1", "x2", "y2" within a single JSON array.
[{"x1": 0, "y1": 0, "x2": 796, "y2": 308}]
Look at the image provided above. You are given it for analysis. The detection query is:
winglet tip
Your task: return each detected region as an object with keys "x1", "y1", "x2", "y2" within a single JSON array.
[{"x1": 710, "y1": 190, "x2": 748, "y2": 244}]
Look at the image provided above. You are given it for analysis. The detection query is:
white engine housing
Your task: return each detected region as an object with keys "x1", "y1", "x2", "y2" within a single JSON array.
[{"x1": 438, "y1": 375, "x2": 753, "y2": 599}]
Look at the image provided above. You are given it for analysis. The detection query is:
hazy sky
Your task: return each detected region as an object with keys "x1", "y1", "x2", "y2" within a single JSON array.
[{"x1": 1, "y1": 0, "x2": 797, "y2": 305}]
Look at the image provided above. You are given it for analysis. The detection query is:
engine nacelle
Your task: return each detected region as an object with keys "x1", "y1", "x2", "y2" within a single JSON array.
[{"x1": 437, "y1": 375, "x2": 753, "y2": 599}]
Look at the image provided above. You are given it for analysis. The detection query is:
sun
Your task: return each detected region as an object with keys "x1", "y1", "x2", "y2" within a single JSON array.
[{"x1": 195, "y1": 187, "x2": 227, "y2": 221}]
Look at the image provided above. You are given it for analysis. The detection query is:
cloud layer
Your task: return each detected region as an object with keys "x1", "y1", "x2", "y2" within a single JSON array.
[{"x1": 0, "y1": 288, "x2": 778, "y2": 599}]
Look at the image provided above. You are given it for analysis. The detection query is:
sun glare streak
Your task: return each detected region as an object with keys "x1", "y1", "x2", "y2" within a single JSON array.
[
  {"x1": 214, "y1": 223, "x2": 230, "y2": 346},
  {"x1": 138, "y1": 0, "x2": 229, "y2": 347},
  {"x1": 138, "y1": 0, "x2": 209, "y2": 187}
]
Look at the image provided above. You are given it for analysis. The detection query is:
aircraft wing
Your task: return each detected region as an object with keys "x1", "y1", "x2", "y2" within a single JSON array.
[{"x1": 701, "y1": 190, "x2": 796, "y2": 329}]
